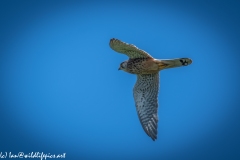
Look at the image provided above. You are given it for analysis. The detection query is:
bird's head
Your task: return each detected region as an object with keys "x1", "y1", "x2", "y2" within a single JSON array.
[{"x1": 118, "y1": 61, "x2": 128, "y2": 71}]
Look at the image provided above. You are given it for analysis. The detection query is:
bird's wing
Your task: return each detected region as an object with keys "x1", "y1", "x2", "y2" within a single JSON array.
[
  {"x1": 109, "y1": 38, "x2": 153, "y2": 59},
  {"x1": 133, "y1": 73, "x2": 159, "y2": 141}
]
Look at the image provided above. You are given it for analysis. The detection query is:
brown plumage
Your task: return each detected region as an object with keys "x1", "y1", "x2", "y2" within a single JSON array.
[{"x1": 109, "y1": 38, "x2": 192, "y2": 141}]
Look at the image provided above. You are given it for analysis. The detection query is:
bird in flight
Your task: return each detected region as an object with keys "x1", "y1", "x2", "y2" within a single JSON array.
[{"x1": 109, "y1": 38, "x2": 192, "y2": 141}]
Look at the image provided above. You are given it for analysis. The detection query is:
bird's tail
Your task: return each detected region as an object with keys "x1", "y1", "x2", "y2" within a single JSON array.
[{"x1": 155, "y1": 58, "x2": 192, "y2": 70}]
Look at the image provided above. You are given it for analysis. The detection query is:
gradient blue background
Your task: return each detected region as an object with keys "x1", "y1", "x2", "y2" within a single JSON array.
[{"x1": 0, "y1": 0, "x2": 240, "y2": 159}]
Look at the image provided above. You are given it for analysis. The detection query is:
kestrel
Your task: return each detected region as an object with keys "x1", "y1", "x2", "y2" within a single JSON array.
[{"x1": 109, "y1": 38, "x2": 192, "y2": 141}]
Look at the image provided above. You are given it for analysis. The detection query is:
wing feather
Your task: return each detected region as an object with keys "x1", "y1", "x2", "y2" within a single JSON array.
[
  {"x1": 109, "y1": 38, "x2": 153, "y2": 59},
  {"x1": 133, "y1": 73, "x2": 159, "y2": 141}
]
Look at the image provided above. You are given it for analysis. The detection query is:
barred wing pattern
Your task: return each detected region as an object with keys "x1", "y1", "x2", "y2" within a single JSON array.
[
  {"x1": 133, "y1": 73, "x2": 159, "y2": 141},
  {"x1": 109, "y1": 38, "x2": 153, "y2": 59}
]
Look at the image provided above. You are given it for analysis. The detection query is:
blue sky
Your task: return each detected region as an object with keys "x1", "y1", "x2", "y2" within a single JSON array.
[{"x1": 0, "y1": 0, "x2": 240, "y2": 159}]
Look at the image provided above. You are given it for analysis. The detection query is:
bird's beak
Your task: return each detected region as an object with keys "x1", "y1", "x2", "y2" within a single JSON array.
[{"x1": 118, "y1": 67, "x2": 121, "y2": 70}]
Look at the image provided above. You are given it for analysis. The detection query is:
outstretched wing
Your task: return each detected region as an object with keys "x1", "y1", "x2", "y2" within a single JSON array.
[
  {"x1": 109, "y1": 38, "x2": 153, "y2": 59},
  {"x1": 133, "y1": 73, "x2": 159, "y2": 141}
]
